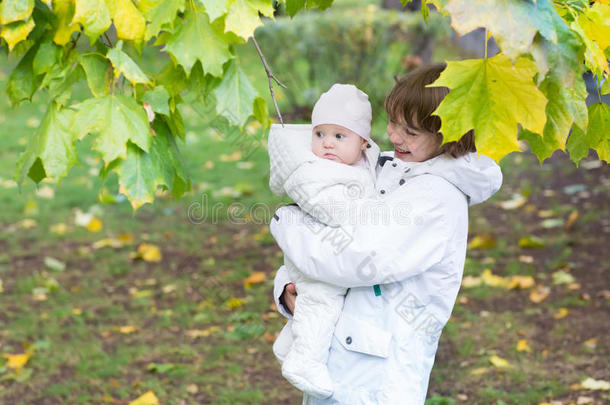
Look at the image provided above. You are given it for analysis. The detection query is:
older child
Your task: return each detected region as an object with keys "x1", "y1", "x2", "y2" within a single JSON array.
[
  {"x1": 272, "y1": 64, "x2": 503, "y2": 404},
  {"x1": 268, "y1": 84, "x2": 380, "y2": 398}
]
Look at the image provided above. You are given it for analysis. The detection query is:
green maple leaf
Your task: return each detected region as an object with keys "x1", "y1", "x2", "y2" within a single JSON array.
[
  {"x1": 79, "y1": 53, "x2": 111, "y2": 97},
  {"x1": 444, "y1": 0, "x2": 562, "y2": 60},
  {"x1": 213, "y1": 59, "x2": 258, "y2": 127},
  {"x1": 0, "y1": 0, "x2": 34, "y2": 25},
  {"x1": 225, "y1": 0, "x2": 274, "y2": 40},
  {"x1": 142, "y1": 86, "x2": 170, "y2": 116},
  {"x1": 73, "y1": 95, "x2": 151, "y2": 163},
  {"x1": 164, "y1": 5, "x2": 232, "y2": 77},
  {"x1": 73, "y1": 0, "x2": 111, "y2": 44},
  {"x1": 432, "y1": 53, "x2": 548, "y2": 162},
  {"x1": 107, "y1": 42, "x2": 150, "y2": 84},
  {"x1": 15, "y1": 103, "x2": 78, "y2": 186},
  {"x1": 137, "y1": 0, "x2": 185, "y2": 40},
  {"x1": 6, "y1": 44, "x2": 43, "y2": 105},
  {"x1": 199, "y1": 0, "x2": 229, "y2": 22},
  {"x1": 567, "y1": 102, "x2": 610, "y2": 164},
  {"x1": 116, "y1": 119, "x2": 189, "y2": 211}
]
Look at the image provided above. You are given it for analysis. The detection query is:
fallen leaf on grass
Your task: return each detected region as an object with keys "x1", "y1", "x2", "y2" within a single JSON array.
[
  {"x1": 44, "y1": 257, "x2": 66, "y2": 272},
  {"x1": 186, "y1": 384, "x2": 199, "y2": 394},
  {"x1": 0, "y1": 279, "x2": 3, "y2": 293},
  {"x1": 469, "y1": 367, "x2": 489, "y2": 376},
  {"x1": 552, "y1": 270, "x2": 575, "y2": 285},
  {"x1": 565, "y1": 210, "x2": 579, "y2": 230},
  {"x1": 49, "y1": 223, "x2": 68, "y2": 235},
  {"x1": 519, "y1": 236, "x2": 546, "y2": 248},
  {"x1": 518, "y1": 255, "x2": 534, "y2": 263},
  {"x1": 498, "y1": 193, "x2": 527, "y2": 210},
  {"x1": 225, "y1": 297, "x2": 243, "y2": 310},
  {"x1": 580, "y1": 377, "x2": 610, "y2": 390},
  {"x1": 480, "y1": 269, "x2": 510, "y2": 288},
  {"x1": 72, "y1": 308, "x2": 82, "y2": 316},
  {"x1": 2, "y1": 349, "x2": 33, "y2": 371},
  {"x1": 553, "y1": 308, "x2": 569, "y2": 319},
  {"x1": 583, "y1": 338, "x2": 597, "y2": 350},
  {"x1": 119, "y1": 325, "x2": 138, "y2": 334},
  {"x1": 576, "y1": 396, "x2": 594, "y2": 405},
  {"x1": 18, "y1": 219, "x2": 37, "y2": 229},
  {"x1": 529, "y1": 285, "x2": 550, "y2": 303},
  {"x1": 467, "y1": 234, "x2": 496, "y2": 249},
  {"x1": 244, "y1": 272, "x2": 266, "y2": 288},
  {"x1": 185, "y1": 326, "x2": 221, "y2": 339},
  {"x1": 516, "y1": 339, "x2": 532, "y2": 353},
  {"x1": 23, "y1": 200, "x2": 38, "y2": 216},
  {"x1": 35, "y1": 185, "x2": 55, "y2": 199},
  {"x1": 489, "y1": 355, "x2": 512, "y2": 368},
  {"x1": 129, "y1": 391, "x2": 159, "y2": 405},
  {"x1": 508, "y1": 276, "x2": 535, "y2": 289},
  {"x1": 130, "y1": 244, "x2": 162, "y2": 262},
  {"x1": 86, "y1": 218, "x2": 103, "y2": 233}
]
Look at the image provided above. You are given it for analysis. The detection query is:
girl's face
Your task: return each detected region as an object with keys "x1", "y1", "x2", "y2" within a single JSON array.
[
  {"x1": 311, "y1": 124, "x2": 367, "y2": 165},
  {"x1": 386, "y1": 120, "x2": 441, "y2": 162}
]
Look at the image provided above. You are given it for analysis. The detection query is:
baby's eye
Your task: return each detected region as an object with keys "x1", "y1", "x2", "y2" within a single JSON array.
[
  {"x1": 335, "y1": 133, "x2": 345, "y2": 139},
  {"x1": 315, "y1": 131, "x2": 324, "y2": 138}
]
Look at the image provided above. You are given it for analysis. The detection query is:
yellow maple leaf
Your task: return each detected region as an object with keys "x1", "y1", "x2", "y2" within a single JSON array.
[
  {"x1": 106, "y1": 0, "x2": 145, "y2": 41},
  {"x1": 1, "y1": 18, "x2": 35, "y2": 51},
  {"x1": 2, "y1": 350, "x2": 33, "y2": 370},
  {"x1": 516, "y1": 339, "x2": 532, "y2": 353},
  {"x1": 244, "y1": 272, "x2": 266, "y2": 288},
  {"x1": 461, "y1": 275, "x2": 482, "y2": 288},
  {"x1": 129, "y1": 391, "x2": 159, "y2": 405},
  {"x1": 489, "y1": 355, "x2": 512, "y2": 368},
  {"x1": 583, "y1": 338, "x2": 597, "y2": 349}
]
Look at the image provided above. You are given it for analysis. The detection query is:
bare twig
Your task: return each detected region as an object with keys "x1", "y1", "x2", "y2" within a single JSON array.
[
  {"x1": 252, "y1": 35, "x2": 287, "y2": 127},
  {"x1": 65, "y1": 31, "x2": 82, "y2": 60}
]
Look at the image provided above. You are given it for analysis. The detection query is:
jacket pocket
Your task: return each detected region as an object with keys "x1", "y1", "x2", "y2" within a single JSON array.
[{"x1": 334, "y1": 313, "x2": 392, "y2": 358}]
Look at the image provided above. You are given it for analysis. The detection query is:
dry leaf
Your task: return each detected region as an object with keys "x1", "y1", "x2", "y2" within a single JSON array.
[
  {"x1": 498, "y1": 193, "x2": 527, "y2": 210},
  {"x1": 469, "y1": 367, "x2": 489, "y2": 375},
  {"x1": 244, "y1": 272, "x2": 266, "y2": 288},
  {"x1": 186, "y1": 384, "x2": 199, "y2": 394},
  {"x1": 2, "y1": 350, "x2": 33, "y2": 370},
  {"x1": 86, "y1": 217, "x2": 103, "y2": 232},
  {"x1": 583, "y1": 338, "x2": 597, "y2": 350},
  {"x1": 530, "y1": 285, "x2": 550, "y2": 303},
  {"x1": 72, "y1": 308, "x2": 82, "y2": 316},
  {"x1": 50, "y1": 223, "x2": 68, "y2": 235},
  {"x1": 508, "y1": 276, "x2": 535, "y2": 289},
  {"x1": 131, "y1": 244, "x2": 162, "y2": 262},
  {"x1": 480, "y1": 269, "x2": 509, "y2": 288},
  {"x1": 516, "y1": 339, "x2": 532, "y2": 353},
  {"x1": 467, "y1": 234, "x2": 496, "y2": 249},
  {"x1": 580, "y1": 377, "x2": 610, "y2": 390},
  {"x1": 553, "y1": 307, "x2": 569, "y2": 319},
  {"x1": 489, "y1": 355, "x2": 511, "y2": 368},
  {"x1": 461, "y1": 275, "x2": 482, "y2": 288},
  {"x1": 119, "y1": 325, "x2": 138, "y2": 334},
  {"x1": 129, "y1": 391, "x2": 159, "y2": 405},
  {"x1": 565, "y1": 210, "x2": 579, "y2": 230},
  {"x1": 519, "y1": 236, "x2": 546, "y2": 248},
  {"x1": 225, "y1": 297, "x2": 243, "y2": 310}
]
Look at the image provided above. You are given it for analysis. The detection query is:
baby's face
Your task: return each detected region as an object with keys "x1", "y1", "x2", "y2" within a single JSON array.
[{"x1": 311, "y1": 124, "x2": 367, "y2": 165}]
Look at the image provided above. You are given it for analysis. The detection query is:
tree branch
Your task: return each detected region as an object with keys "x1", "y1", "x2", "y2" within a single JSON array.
[{"x1": 252, "y1": 35, "x2": 287, "y2": 127}]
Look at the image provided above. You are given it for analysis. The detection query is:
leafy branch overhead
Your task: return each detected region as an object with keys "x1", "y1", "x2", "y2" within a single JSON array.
[{"x1": 1, "y1": 0, "x2": 609, "y2": 211}]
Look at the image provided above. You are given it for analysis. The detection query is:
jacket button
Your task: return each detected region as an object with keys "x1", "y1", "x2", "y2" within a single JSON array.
[
  {"x1": 380, "y1": 190, "x2": 385, "y2": 194},
  {"x1": 345, "y1": 336, "x2": 352, "y2": 345},
  {"x1": 399, "y1": 179, "x2": 405, "y2": 185},
  {"x1": 392, "y1": 162, "x2": 397, "y2": 167}
]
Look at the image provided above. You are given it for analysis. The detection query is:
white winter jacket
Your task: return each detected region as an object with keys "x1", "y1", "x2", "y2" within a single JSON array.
[{"x1": 271, "y1": 146, "x2": 502, "y2": 404}]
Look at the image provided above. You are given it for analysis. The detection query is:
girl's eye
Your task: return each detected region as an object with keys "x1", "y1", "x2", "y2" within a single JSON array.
[
  {"x1": 335, "y1": 133, "x2": 345, "y2": 139},
  {"x1": 406, "y1": 128, "x2": 418, "y2": 136}
]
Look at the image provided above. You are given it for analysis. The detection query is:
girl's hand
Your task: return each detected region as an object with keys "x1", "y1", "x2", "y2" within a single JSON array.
[{"x1": 280, "y1": 283, "x2": 297, "y2": 315}]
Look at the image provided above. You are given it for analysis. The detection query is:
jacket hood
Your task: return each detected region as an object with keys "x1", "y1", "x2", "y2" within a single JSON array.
[{"x1": 381, "y1": 151, "x2": 503, "y2": 206}]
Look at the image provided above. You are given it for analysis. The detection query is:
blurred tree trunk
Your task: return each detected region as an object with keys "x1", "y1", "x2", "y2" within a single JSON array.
[{"x1": 381, "y1": 0, "x2": 421, "y2": 12}]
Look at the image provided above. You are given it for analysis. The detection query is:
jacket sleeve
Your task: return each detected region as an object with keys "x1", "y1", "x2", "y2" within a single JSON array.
[
  {"x1": 282, "y1": 160, "x2": 376, "y2": 227},
  {"x1": 273, "y1": 265, "x2": 294, "y2": 319},
  {"x1": 269, "y1": 176, "x2": 455, "y2": 288}
]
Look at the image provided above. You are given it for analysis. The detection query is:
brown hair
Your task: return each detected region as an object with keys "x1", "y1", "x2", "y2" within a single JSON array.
[{"x1": 384, "y1": 63, "x2": 476, "y2": 158}]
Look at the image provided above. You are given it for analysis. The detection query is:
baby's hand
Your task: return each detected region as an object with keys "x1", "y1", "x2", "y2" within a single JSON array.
[{"x1": 281, "y1": 283, "x2": 297, "y2": 315}]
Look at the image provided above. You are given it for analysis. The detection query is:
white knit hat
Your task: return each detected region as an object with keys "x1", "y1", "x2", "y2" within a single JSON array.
[{"x1": 311, "y1": 84, "x2": 372, "y2": 141}]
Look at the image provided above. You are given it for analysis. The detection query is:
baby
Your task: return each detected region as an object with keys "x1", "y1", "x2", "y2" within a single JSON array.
[{"x1": 267, "y1": 84, "x2": 379, "y2": 398}]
